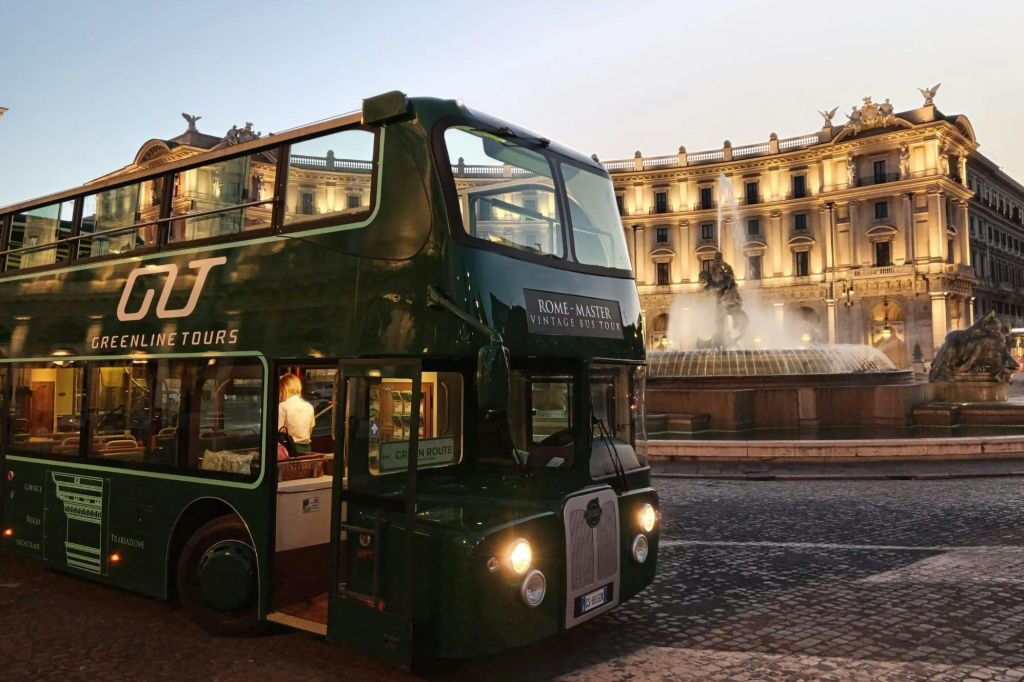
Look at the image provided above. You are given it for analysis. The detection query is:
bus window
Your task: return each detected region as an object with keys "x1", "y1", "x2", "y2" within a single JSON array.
[
  {"x1": 187, "y1": 358, "x2": 263, "y2": 478},
  {"x1": 10, "y1": 363, "x2": 84, "y2": 456},
  {"x1": 445, "y1": 126, "x2": 564, "y2": 258},
  {"x1": 79, "y1": 180, "x2": 160, "y2": 258},
  {"x1": 560, "y1": 162, "x2": 633, "y2": 271},
  {"x1": 85, "y1": 363, "x2": 151, "y2": 464},
  {"x1": 300, "y1": 368, "x2": 337, "y2": 454},
  {"x1": 284, "y1": 128, "x2": 376, "y2": 226},
  {"x1": 170, "y1": 151, "x2": 276, "y2": 242},
  {"x1": 4, "y1": 200, "x2": 75, "y2": 271},
  {"x1": 503, "y1": 371, "x2": 575, "y2": 470},
  {"x1": 367, "y1": 371, "x2": 462, "y2": 476}
]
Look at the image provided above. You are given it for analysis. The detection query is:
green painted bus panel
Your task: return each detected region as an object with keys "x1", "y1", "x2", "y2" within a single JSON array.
[{"x1": 1, "y1": 456, "x2": 272, "y2": 603}]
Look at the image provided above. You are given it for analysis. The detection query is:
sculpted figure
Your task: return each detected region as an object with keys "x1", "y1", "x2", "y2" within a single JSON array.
[
  {"x1": 698, "y1": 251, "x2": 749, "y2": 348},
  {"x1": 181, "y1": 112, "x2": 201, "y2": 133},
  {"x1": 929, "y1": 311, "x2": 1018, "y2": 383},
  {"x1": 899, "y1": 144, "x2": 911, "y2": 179},
  {"x1": 818, "y1": 106, "x2": 838, "y2": 127},
  {"x1": 846, "y1": 156, "x2": 857, "y2": 186},
  {"x1": 879, "y1": 98, "x2": 895, "y2": 125},
  {"x1": 918, "y1": 82, "x2": 941, "y2": 106}
]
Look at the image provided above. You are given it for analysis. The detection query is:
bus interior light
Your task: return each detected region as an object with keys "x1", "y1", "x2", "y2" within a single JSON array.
[{"x1": 509, "y1": 539, "x2": 532, "y2": 575}]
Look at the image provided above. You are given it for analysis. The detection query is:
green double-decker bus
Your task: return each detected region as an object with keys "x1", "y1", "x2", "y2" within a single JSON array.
[{"x1": 0, "y1": 92, "x2": 658, "y2": 666}]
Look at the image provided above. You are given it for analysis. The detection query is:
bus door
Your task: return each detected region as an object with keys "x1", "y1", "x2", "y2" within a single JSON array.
[{"x1": 328, "y1": 359, "x2": 421, "y2": 667}]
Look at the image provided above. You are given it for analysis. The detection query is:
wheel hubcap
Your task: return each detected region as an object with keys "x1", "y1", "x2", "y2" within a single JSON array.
[{"x1": 197, "y1": 540, "x2": 256, "y2": 613}]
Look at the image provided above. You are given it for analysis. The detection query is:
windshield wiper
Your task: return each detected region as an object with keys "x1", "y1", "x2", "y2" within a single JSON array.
[{"x1": 591, "y1": 409, "x2": 630, "y2": 492}]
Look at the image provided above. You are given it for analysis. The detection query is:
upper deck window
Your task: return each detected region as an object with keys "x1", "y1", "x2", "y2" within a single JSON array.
[
  {"x1": 445, "y1": 127, "x2": 564, "y2": 258},
  {"x1": 170, "y1": 151, "x2": 275, "y2": 242},
  {"x1": 79, "y1": 178, "x2": 162, "y2": 258},
  {"x1": 5, "y1": 200, "x2": 75, "y2": 270},
  {"x1": 560, "y1": 162, "x2": 632, "y2": 270},
  {"x1": 284, "y1": 129, "x2": 375, "y2": 226}
]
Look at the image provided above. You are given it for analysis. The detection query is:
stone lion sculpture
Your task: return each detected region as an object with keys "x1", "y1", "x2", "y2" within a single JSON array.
[{"x1": 929, "y1": 311, "x2": 1018, "y2": 383}]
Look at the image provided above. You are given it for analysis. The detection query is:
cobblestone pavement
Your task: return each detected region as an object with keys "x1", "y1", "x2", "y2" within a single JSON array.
[{"x1": 5, "y1": 477, "x2": 1024, "y2": 680}]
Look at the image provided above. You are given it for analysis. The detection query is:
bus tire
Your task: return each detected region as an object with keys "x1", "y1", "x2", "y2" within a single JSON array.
[{"x1": 176, "y1": 515, "x2": 264, "y2": 637}]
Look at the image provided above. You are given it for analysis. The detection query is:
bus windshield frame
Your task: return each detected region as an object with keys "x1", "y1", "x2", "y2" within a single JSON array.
[{"x1": 435, "y1": 120, "x2": 634, "y2": 278}]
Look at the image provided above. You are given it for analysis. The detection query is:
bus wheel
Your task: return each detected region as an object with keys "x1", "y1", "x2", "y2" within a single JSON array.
[{"x1": 176, "y1": 515, "x2": 264, "y2": 636}]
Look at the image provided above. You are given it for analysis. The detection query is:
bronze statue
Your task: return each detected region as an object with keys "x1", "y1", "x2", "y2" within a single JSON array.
[
  {"x1": 929, "y1": 311, "x2": 1018, "y2": 383},
  {"x1": 698, "y1": 251, "x2": 749, "y2": 348}
]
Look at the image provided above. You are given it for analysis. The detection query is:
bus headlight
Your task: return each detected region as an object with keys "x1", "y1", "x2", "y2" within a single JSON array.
[
  {"x1": 639, "y1": 503, "x2": 657, "y2": 533},
  {"x1": 520, "y1": 570, "x2": 546, "y2": 607},
  {"x1": 509, "y1": 538, "x2": 532, "y2": 575},
  {"x1": 631, "y1": 534, "x2": 649, "y2": 564}
]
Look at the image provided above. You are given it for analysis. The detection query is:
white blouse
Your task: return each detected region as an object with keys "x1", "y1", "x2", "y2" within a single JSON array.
[{"x1": 278, "y1": 394, "x2": 315, "y2": 444}]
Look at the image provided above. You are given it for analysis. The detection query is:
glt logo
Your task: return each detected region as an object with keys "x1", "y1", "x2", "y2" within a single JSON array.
[{"x1": 116, "y1": 257, "x2": 226, "y2": 322}]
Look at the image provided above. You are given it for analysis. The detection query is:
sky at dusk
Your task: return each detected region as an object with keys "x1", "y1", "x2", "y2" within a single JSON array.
[{"x1": 0, "y1": 0, "x2": 1022, "y2": 206}]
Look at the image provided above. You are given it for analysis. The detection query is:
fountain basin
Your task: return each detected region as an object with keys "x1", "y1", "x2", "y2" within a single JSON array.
[{"x1": 645, "y1": 347, "x2": 920, "y2": 432}]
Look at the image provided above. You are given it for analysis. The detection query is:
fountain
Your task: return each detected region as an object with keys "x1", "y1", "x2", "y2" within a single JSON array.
[{"x1": 646, "y1": 173, "x2": 921, "y2": 436}]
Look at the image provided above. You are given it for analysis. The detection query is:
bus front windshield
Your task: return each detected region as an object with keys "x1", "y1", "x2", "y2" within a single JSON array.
[
  {"x1": 497, "y1": 365, "x2": 647, "y2": 476},
  {"x1": 444, "y1": 126, "x2": 632, "y2": 271}
]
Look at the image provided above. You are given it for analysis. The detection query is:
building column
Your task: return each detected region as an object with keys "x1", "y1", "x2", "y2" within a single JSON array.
[
  {"x1": 957, "y1": 199, "x2": 971, "y2": 267},
  {"x1": 826, "y1": 298, "x2": 838, "y2": 344},
  {"x1": 626, "y1": 225, "x2": 636, "y2": 273},
  {"x1": 930, "y1": 291, "x2": 948, "y2": 353},
  {"x1": 903, "y1": 192, "x2": 916, "y2": 264},
  {"x1": 676, "y1": 221, "x2": 689, "y2": 283},
  {"x1": 847, "y1": 200, "x2": 860, "y2": 266},
  {"x1": 771, "y1": 210, "x2": 784, "y2": 276},
  {"x1": 927, "y1": 189, "x2": 946, "y2": 262},
  {"x1": 634, "y1": 225, "x2": 646, "y2": 283}
]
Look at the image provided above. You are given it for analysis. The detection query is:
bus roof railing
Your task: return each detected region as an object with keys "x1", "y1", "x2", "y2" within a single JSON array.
[{"x1": 0, "y1": 110, "x2": 364, "y2": 216}]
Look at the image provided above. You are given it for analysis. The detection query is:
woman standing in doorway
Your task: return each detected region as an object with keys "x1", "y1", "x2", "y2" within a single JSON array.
[{"x1": 279, "y1": 373, "x2": 315, "y2": 454}]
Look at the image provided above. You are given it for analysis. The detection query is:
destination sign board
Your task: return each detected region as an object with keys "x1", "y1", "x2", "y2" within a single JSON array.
[{"x1": 524, "y1": 289, "x2": 624, "y2": 339}]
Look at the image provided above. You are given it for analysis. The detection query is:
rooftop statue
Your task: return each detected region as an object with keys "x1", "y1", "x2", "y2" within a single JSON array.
[
  {"x1": 181, "y1": 112, "x2": 202, "y2": 133},
  {"x1": 918, "y1": 82, "x2": 941, "y2": 106},
  {"x1": 845, "y1": 96, "x2": 894, "y2": 134},
  {"x1": 698, "y1": 252, "x2": 748, "y2": 349},
  {"x1": 929, "y1": 311, "x2": 1018, "y2": 383},
  {"x1": 818, "y1": 106, "x2": 838, "y2": 127}
]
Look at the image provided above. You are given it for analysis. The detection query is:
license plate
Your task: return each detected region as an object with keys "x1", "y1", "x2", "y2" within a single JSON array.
[{"x1": 578, "y1": 585, "x2": 609, "y2": 614}]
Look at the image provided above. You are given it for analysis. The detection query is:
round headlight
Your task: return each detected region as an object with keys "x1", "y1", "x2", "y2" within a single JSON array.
[
  {"x1": 639, "y1": 503, "x2": 657, "y2": 533},
  {"x1": 631, "y1": 534, "x2": 649, "y2": 564},
  {"x1": 520, "y1": 570, "x2": 546, "y2": 607},
  {"x1": 509, "y1": 538, "x2": 532, "y2": 575}
]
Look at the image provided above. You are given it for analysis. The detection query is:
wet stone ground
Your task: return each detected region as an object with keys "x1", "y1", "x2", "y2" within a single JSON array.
[{"x1": 4, "y1": 476, "x2": 1024, "y2": 680}]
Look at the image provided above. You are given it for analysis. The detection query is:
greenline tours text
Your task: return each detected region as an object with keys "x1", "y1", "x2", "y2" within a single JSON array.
[{"x1": 90, "y1": 328, "x2": 239, "y2": 351}]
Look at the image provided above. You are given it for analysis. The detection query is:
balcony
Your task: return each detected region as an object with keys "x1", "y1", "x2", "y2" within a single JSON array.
[
  {"x1": 856, "y1": 172, "x2": 901, "y2": 188},
  {"x1": 852, "y1": 264, "x2": 914, "y2": 278}
]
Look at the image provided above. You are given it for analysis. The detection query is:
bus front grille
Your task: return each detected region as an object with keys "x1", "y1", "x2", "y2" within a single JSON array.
[{"x1": 563, "y1": 489, "x2": 620, "y2": 628}]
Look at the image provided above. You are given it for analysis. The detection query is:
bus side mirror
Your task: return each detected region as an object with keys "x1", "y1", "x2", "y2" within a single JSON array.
[{"x1": 476, "y1": 342, "x2": 510, "y2": 416}]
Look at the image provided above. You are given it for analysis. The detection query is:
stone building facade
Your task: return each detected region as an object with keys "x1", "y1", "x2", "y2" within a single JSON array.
[{"x1": 603, "y1": 89, "x2": 1024, "y2": 368}]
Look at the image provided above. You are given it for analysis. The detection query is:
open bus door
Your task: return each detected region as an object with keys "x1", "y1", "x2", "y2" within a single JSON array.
[{"x1": 328, "y1": 359, "x2": 421, "y2": 667}]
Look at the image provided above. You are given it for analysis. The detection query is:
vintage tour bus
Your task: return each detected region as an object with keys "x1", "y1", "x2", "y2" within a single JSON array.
[{"x1": 0, "y1": 92, "x2": 658, "y2": 666}]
